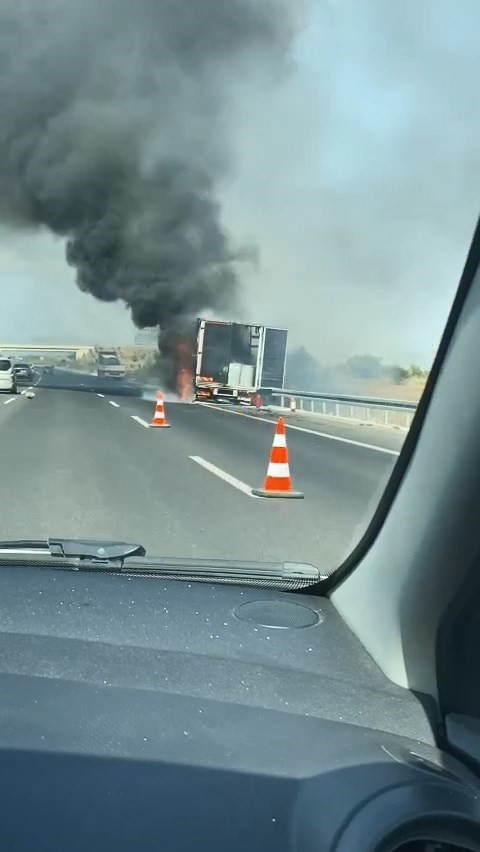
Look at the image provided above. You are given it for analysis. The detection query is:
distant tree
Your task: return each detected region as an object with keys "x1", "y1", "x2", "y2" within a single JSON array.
[
  {"x1": 390, "y1": 365, "x2": 409, "y2": 384},
  {"x1": 408, "y1": 364, "x2": 424, "y2": 378},
  {"x1": 285, "y1": 347, "x2": 326, "y2": 392},
  {"x1": 342, "y1": 354, "x2": 383, "y2": 380}
]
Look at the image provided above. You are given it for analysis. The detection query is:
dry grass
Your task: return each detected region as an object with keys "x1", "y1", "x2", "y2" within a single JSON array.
[
  {"x1": 116, "y1": 346, "x2": 158, "y2": 375},
  {"x1": 345, "y1": 376, "x2": 427, "y2": 403}
]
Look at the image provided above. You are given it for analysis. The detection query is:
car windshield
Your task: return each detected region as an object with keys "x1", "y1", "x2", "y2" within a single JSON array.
[{"x1": 0, "y1": 1, "x2": 477, "y2": 581}]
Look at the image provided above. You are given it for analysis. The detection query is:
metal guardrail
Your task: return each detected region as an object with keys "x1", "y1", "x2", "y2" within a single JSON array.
[
  {"x1": 259, "y1": 387, "x2": 418, "y2": 428},
  {"x1": 260, "y1": 387, "x2": 417, "y2": 412}
]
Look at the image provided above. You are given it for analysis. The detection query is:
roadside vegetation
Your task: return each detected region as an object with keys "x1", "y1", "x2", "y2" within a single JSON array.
[
  {"x1": 285, "y1": 349, "x2": 429, "y2": 402},
  {"x1": 73, "y1": 344, "x2": 428, "y2": 402}
]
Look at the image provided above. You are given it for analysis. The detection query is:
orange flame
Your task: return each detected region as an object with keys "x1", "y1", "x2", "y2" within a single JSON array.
[{"x1": 175, "y1": 339, "x2": 193, "y2": 401}]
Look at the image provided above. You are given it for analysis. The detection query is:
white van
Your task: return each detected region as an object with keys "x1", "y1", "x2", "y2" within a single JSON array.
[{"x1": 0, "y1": 358, "x2": 18, "y2": 394}]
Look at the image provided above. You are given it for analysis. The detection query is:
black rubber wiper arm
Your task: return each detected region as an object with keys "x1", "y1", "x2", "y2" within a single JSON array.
[
  {"x1": 48, "y1": 538, "x2": 146, "y2": 560},
  {"x1": 0, "y1": 538, "x2": 146, "y2": 560}
]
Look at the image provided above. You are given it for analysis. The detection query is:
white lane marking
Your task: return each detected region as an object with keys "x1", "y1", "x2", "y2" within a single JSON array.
[
  {"x1": 189, "y1": 455, "x2": 259, "y2": 498},
  {"x1": 198, "y1": 403, "x2": 400, "y2": 457},
  {"x1": 97, "y1": 393, "x2": 105, "y2": 398},
  {"x1": 131, "y1": 415, "x2": 150, "y2": 428},
  {"x1": 20, "y1": 389, "x2": 27, "y2": 395},
  {"x1": 108, "y1": 400, "x2": 120, "y2": 408},
  {"x1": 4, "y1": 397, "x2": 15, "y2": 405}
]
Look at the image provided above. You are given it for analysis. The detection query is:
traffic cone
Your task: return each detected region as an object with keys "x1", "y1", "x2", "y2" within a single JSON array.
[
  {"x1": 150, "y1": 392, "x2": 171, "y2": 428},
  {"x1": 252, "y1": 417, "x2": 304, "y2": 498}
]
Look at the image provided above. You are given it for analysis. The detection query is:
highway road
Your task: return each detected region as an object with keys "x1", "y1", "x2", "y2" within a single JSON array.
[{"x1": 0, "y1": 369, "x2": 406, "y2": 575}]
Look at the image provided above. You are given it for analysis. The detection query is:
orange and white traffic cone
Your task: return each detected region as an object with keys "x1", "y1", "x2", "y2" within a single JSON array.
[
  {"x1": 150, "y1": 392, "x2": 171, "y2": 428},
  {"x1": 252, "y1": 417, "x2": 304, "y2": 498}
]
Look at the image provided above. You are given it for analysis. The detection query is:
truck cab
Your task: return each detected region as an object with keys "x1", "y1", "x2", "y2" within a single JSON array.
[{"x1": 96, "y1": 350, "x2": 126, "y2": 379}]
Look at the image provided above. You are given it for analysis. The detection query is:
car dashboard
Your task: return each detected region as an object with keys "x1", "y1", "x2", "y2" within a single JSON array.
[{"x1": 0, "y1": 565, "x2": 479, "y2": 851}]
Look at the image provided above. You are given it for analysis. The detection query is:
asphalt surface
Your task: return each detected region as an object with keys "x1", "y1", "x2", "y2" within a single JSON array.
[{"x1": 0, "y1": 369, "x2": 406, "y2": 574}]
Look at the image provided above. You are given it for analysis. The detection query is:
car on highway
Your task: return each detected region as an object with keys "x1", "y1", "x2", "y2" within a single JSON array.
[
  {"x1": 13, "y1": 362, "x2": 35, "y2": 384},
  {"x1": 0, "y1": 358, "x2": 18, "y2": 394}
]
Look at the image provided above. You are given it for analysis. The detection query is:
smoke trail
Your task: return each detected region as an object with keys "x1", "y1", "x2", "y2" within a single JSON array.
[{"x1": 0, "y1": 0, "x2": 302, "y2": 378}]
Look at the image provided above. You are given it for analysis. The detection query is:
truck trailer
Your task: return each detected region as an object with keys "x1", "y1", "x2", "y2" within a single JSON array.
[{"x1": 193, "y1": 319, "x2": 287, "y2": 404}]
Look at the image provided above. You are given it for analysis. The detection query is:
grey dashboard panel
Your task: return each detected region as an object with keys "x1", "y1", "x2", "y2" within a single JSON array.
[
  {"x1": 0, "y1": 673, "x2": 479, "y2": 851},
  {"x1": 0, "y1": 564, "x2": 433, "y2": 741},
  {"x1": 0, "y1": 566, "x2": 478, "y2": 849}
]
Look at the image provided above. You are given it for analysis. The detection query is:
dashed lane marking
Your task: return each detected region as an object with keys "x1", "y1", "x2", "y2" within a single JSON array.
[
  {"x1": 189, "y1": 455, "x2": 259, "y2": 498},
  {"x1": 130, "y1": 415, "x2": 150, "y2": 428}
]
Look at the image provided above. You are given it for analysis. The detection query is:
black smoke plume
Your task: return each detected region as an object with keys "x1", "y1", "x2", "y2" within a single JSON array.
[{"x1": 0, "y1": 0, "x2": 301, "y2": 385}]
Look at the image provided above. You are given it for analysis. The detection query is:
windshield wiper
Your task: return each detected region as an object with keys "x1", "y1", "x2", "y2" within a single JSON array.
[
  {"x1": 0, "y1": 538, "x2": 146, "y2": 560},
  {"x1": 0, "y1": 538, "x2": 324, "y2": 586}
]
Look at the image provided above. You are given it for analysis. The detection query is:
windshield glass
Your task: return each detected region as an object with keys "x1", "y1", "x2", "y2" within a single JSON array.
[
  {"x1": 0, "y1": 0, "x2": 477, "y2": 579},
  {"x1": 98, "y1": 355, "x2": 119, "y2": 364}
]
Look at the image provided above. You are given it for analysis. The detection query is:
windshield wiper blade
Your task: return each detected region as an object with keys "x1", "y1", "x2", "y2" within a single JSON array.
[
  {"x1": 0, "y1": 542, "x2": 325, "y2": 586},
  {"x1": 0, "y1": 538, "x2": 146, "y2": 560},
  {"x1": 104, "y1": 555, "x2": 324, "y2": 583},
  {"x1": 68, "y1": 556, "x2": 323, "y2": 586}
]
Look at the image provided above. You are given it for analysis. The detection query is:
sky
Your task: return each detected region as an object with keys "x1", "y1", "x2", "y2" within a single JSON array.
[
  {"x1": 0, "y1": 0, "x2": 478, "y2": 367},
  {"x1": 0, "y1": 230, "x2": 133, "y2": 345}
]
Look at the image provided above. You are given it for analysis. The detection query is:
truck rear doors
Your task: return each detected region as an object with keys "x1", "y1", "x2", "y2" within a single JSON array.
[{"x1": 260, "y1": 327, "x2": 288, "y2": 389}]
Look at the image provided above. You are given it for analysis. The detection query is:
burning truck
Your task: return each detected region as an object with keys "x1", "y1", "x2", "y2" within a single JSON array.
[{"x1": 168, "y1": 319, "x2": 288, "y2": 405}]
